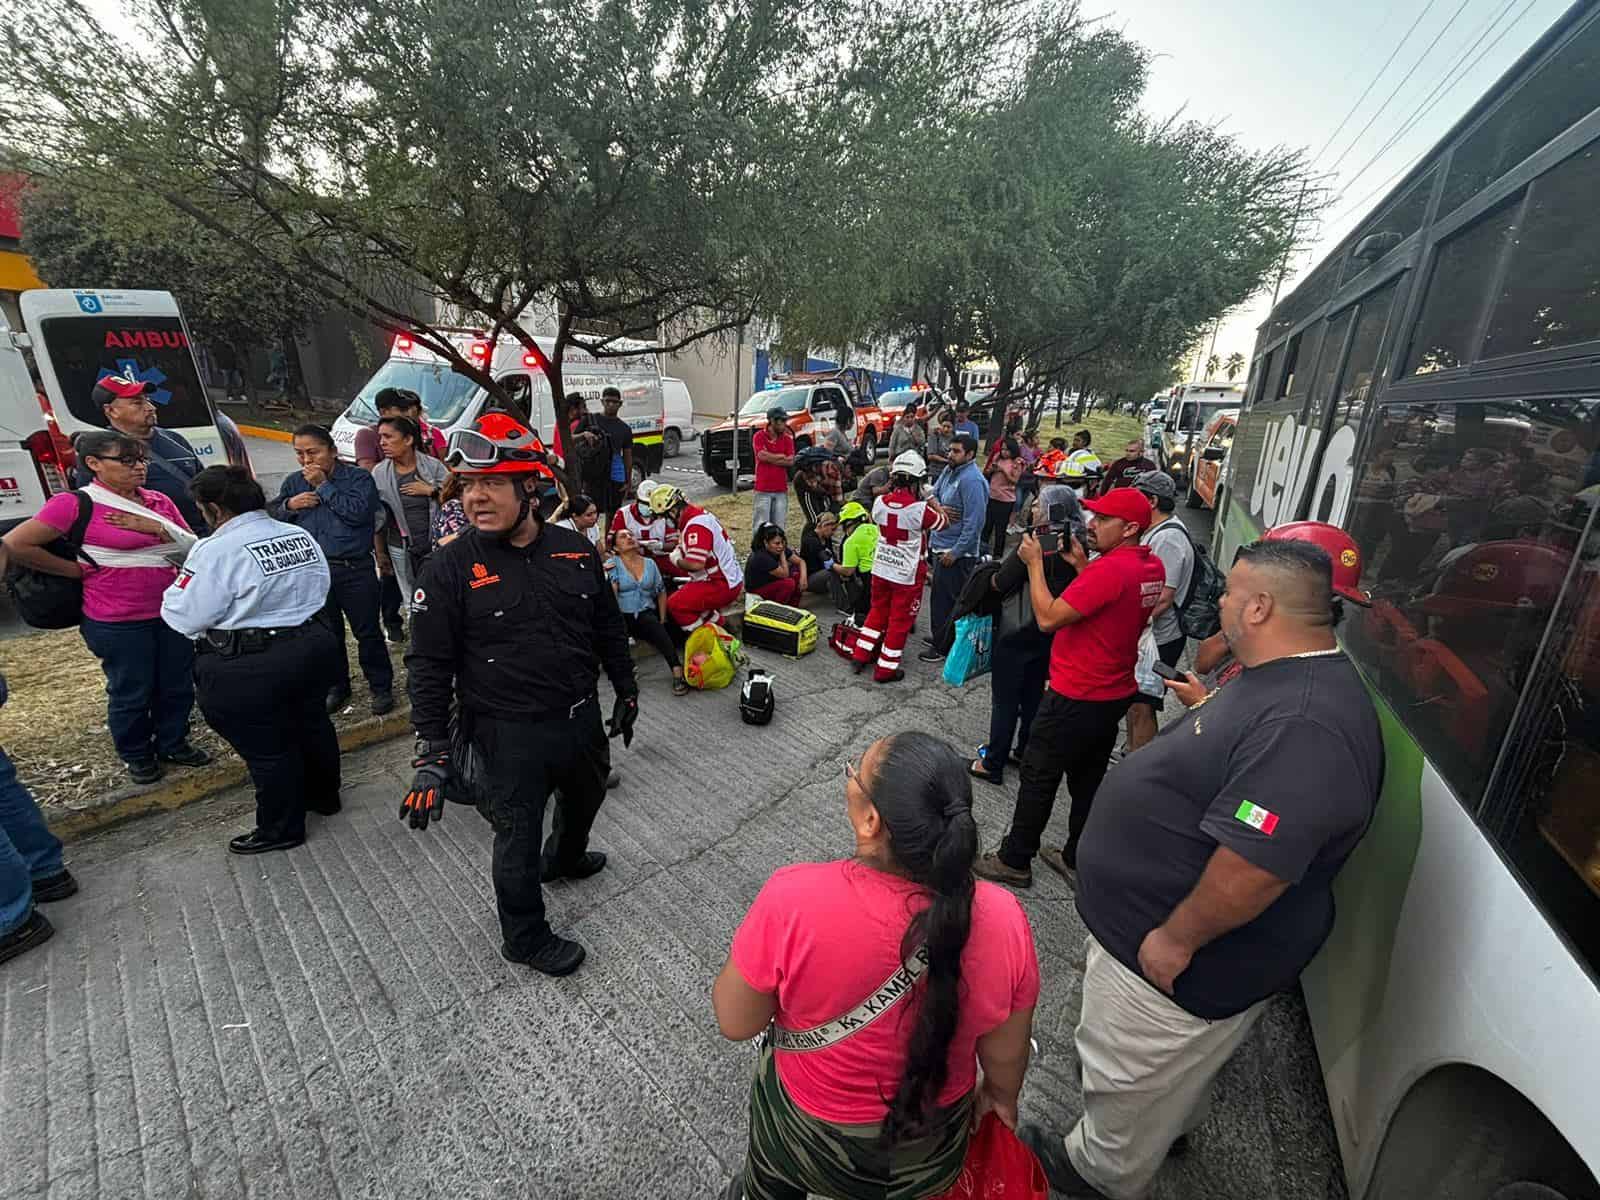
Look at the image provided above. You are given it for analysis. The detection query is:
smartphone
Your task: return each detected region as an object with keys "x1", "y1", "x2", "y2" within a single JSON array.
[
  {"x1": 1035, "y1": 529, "x2": 1061, "y2": 553},
  {"x1": 1152, "y1": 661, "x2": 1184, "y2": 682}
]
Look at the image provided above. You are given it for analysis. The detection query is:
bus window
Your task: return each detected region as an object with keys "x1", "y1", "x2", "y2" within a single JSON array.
[
  {"x1": 1481, "y1": 141, "x2": 1600, "y2": 360},
  {"x1": 1278, "y1": 325, "x2": 1322, "y2": 407},
  {"x1": 1342, "y1": 397, "x2": 1589, "y2": 809},
  {"x1": 1301, "y1": 308, "x2": 1354, "y2": 428},
  {"x1": 1330, "y1": 279, "x2": 1400, "y2": 430},
  {"x1": 1405, "y1": 205, "x2": 1518, "y2": 376}
]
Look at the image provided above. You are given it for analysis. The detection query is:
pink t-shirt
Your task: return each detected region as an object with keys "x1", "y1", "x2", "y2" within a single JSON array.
[
  {"x1": 732, "y1": 860, "x2": 1040, "y2": 1124},
  {"x1": 37, "y1": 489, "x2": 189, "y2": 622}
]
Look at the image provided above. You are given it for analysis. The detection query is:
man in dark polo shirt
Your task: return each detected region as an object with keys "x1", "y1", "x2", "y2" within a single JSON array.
[
  {"x1": 975, "y1": 487, "x2": 1164, "y2": 887},
  {"x1": 1018, "y1": 537, "x2": 1383, "y2": 1200}
]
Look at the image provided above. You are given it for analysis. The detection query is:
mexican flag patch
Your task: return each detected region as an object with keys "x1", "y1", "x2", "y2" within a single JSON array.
[{"x1": 1234, "y1": 800, "x2": 1279, "y2": 835}]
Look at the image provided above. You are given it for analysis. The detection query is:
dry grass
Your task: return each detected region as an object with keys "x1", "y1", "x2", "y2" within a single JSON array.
[
  {"x1": 700, "y1": 489, "x2": 806, "y2": 556},
  {"x1": 0, "y1": 626, "x2": 405, "y2": 811},
  {"x1": 1038, "y1": 409, "x2": 1146, "y2": 449}
]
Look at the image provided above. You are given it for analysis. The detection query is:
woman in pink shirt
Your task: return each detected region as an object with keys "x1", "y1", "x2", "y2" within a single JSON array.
[
  {"x1": 983, "y1": 437, "x2": 1024, "y2": 558},
  {"x1": 1, "y1": 431, "x2": 207, "y2": 785},
  {"x1": 713, "y1": 732, "x2": 1039, "y2": 1199}
]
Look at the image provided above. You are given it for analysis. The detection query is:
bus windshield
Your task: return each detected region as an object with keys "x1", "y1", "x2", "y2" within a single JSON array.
[{"x1": 348, "y1": 359, "x2": 483, "y2": 427}]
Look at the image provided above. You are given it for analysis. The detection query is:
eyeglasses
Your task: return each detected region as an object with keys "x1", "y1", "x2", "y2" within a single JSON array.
[
  {"x1": 95, "y1": 454, "x2": 149, "y2": 467},
  {"x1": 843, "y1": 753, "x2": 864, "y2": 788}
]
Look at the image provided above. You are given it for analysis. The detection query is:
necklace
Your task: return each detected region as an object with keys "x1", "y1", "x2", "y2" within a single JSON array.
[{"x1": 1285, "y1": 648, "x2": 1343, "y2": 660}]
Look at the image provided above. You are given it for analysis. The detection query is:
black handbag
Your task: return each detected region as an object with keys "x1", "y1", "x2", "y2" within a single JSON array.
[{"x1": 5, "y1": 492, "x2": 98, "y2": 629}]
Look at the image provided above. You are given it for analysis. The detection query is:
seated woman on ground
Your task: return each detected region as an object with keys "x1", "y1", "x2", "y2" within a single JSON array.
[
  {"x1": 607, "y1": 527, "x2": 689, "y2": 696},
  {"x1": 745, "y1": 523, "x2": 806, "y2": 606},
  {"x1": 712, "y1": 731, "x2": 1039, "y2": 1200}
]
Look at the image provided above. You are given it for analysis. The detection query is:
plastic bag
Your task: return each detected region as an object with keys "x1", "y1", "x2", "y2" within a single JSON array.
[
  {"x1": 683, "y1": 623, "x2": 744, "y2": 690},
  {"x1": 1133, "y1": 625, "x2": 1161, "y2": 697},
  {"x1": 942, "y1": 614, "x2": 993, "y2": 686},
  {"x1": 928, "y1": 1114, "x2": 1048, "y2": 1200}
]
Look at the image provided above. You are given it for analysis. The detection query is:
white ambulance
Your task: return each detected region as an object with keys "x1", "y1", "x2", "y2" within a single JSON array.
[
  {"x1": 330, "y1": 330, "x2": 665, "y2": 482},
  {"x1": 0, "y1": 289, "x2": 242, "y2": 534}
]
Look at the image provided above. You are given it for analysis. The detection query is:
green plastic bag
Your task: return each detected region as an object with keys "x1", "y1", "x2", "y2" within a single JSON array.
[{"x1": 684, "y1": 624, "x2": 744, "y2": 690}]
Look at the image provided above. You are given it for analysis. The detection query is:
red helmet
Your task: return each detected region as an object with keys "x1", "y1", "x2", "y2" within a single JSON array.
[
  {"x1": 1264, "y1": 521, "x2": 1371, "y2": 606},
  {"x1": 444, "y1": 412, "x2": 553, "y2": 479},
  {"x1": 1418, "y1": 539, "x2": 1571, "y2": 621}
]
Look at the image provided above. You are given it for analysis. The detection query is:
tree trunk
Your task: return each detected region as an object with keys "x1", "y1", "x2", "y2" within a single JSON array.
[
  {"x1": 1069, "y1": 384, "x2": 1088, "y2": 424},
  {"x1": 280, "y1": 333, "x2": 310, "y2": 413}
]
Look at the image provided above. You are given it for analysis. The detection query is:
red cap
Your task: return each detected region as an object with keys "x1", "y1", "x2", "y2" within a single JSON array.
[
  {"x1": 1082, "y1": 487, "x2": 1153, "y2": 530},
  {"x1": 92, "y1": 374, "x2": 155, "y2": 403},
  {"x1": 1264, "y1": 521, "x2": 1372, "y2": 606}
]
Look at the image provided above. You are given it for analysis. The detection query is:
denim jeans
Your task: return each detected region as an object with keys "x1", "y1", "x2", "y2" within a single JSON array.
[
  {"x1": 0, "y1": 748, "x2": 64, "y2": 937},
  {"x1": 752, "y1": 490, "x2": 789, "y2": 532},
  {"x1": 79, "y1": 617, "x2": 196, "y2": 764}
]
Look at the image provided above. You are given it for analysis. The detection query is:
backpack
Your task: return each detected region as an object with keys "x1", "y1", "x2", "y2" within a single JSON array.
[
  {"x1": 5, "y1": 492, "x2": 98, "y2": 629},
  {"x1": 1150, "y1": 521, "x2": 1224, "y2": 640}
]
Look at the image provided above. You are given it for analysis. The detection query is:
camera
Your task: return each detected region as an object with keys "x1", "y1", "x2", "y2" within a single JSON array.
[{"x1": 1033, "y1": 499, "x2": 1086, "y2": 555}]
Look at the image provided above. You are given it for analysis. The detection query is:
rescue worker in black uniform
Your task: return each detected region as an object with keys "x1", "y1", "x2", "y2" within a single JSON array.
[{"x1": 402, "y1": 413, "x2": 638, "y2": 976}]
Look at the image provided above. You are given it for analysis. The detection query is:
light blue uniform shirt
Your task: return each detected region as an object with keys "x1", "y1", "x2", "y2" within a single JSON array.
[{"x1": 161, "y1": 510, "x2": 331, "y2": 638}]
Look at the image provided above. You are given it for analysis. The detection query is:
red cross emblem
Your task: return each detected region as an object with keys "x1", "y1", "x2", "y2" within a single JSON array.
[{"x1": 880, "y1": 509, "x2": 915, "y2": 544}]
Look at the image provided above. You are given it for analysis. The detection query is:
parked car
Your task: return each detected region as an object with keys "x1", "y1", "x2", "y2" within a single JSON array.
[
  {"x1": 661, "y1": 375, "x2": 695, "y2": 457},
  {"x1": 1188, "y1": 408, "x2": 1238, "y2": 509},
  {"x1": 701, "y1": 369, "x2": 884, "y2": 487}
]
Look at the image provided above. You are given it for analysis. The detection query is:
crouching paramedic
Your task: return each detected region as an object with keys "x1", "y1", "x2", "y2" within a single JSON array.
[
  {"x1": 653, "y1": 484, "x2": 744, "y2": 631},
  {"x1": 401, "y1": 414, "x2": 639, "y2": 977},
  {"x1": 852, "y1": 451, "x2": 945, "y2": 683}
]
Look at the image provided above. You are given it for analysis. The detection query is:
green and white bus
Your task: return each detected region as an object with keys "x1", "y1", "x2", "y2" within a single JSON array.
[{"x1": 1215, "y1": 4, "x2": 1600, "y2": 1197}]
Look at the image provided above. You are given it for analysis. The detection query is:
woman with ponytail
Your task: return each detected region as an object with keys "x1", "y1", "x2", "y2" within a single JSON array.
[{"x1": 712, "y1": 732, "x2": 1039, "y2": 1200}]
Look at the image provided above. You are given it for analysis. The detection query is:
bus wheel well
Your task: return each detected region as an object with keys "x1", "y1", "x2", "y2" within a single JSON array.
[{"x1": 1364, "y1": 1064, "x2": 1596, "y2": 1200}]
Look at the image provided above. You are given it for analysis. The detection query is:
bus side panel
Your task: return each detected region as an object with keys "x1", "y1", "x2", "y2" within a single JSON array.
[{"x1": 1303, "y1": 715, "x2": 1600, "y2": 1196}]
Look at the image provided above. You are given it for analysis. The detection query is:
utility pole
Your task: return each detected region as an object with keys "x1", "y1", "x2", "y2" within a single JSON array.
[
  {"x1": 1270, "y1": 177, "x2": 1313, "y2": 312},
  {"x1": 729, "y1": 323, "x2": 743, "y2": 495}
]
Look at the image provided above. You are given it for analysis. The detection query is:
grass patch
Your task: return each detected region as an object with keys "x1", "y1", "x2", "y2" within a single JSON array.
[
  {"x1": 1037, "y1": 409, "x2": 1146, "y2": 451},
  {"x1": 0, "y1": 625, "x2": 405, "y2": 811},
  {"x1": 701, "y1": 489, "x2": 807, "y2": 552}
]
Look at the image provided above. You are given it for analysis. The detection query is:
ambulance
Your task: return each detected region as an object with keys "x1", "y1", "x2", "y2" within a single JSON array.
[
  {"x1": 0, "y1": 289, "x2": 242, "y2": 534},
  {"x1": 330, "y1": 330, "x2": 665, "y2": 482}
]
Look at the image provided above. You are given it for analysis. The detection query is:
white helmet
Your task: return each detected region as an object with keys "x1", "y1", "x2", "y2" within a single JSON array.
[
  {"x1": 890, "y1": 450, "x2": 927, "y2": 477},
  {"x1": 636, "y1": 478, "x2": 659, "y2": 516}
]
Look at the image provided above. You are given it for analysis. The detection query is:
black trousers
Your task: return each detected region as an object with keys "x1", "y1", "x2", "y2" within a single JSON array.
[
  {"x1": 929, "y1": 555, "x2": 975, "y2": 645},
  {"x1": 983, "y1": 497, "x2": 1013, "y2": 559},
  {"x1": 475, "y1": 704, "x2": 611, "y2": 957},
  {"x1": 380, "y1": 572, "x2": 403, "y2": 624},
  {"x1": 195, "y1": 621, "x2": 341, "y2": 842},
  {"x1": 325, "y1": 559, "x2": 394, "y2": 692},
  {"x1": 624, "y1": 610, "x2": 681, "y2": 669},
  {"x1": 998, "y1": 688, "x2": 1133, "y2": 870},
  {"x1": 984, "y1": 637, "x2": 1050, "y2": 779}
]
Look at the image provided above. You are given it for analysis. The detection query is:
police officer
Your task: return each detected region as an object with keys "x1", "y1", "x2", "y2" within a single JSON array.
[
  {"x1": 161, "y1": 466, "x2": 342, "y2": 855},
  {"x1": 402, "y1": 413, "x2": 638, "y2": 977}
]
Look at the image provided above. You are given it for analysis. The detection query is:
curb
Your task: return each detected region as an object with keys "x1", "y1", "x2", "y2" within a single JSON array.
[
  {"x1": 236, "y1": 423, "x2": 296, "y2": 443},
  {"x1": 46, "y1": 710, "x2": 414, "y2": 842}
]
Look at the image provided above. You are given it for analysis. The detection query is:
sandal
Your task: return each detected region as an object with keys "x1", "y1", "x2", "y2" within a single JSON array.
[{"x1": 672, "y1": 676, "x2": 690, "y2": 696}]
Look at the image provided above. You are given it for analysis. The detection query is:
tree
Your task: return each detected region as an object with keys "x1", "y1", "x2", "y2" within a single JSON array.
[
  {"x1": 18, "y1": 181, "x2": 325, "y2": 403},
  {"x1": 1224, "y1": 351, "x2": 1246, "y2": 381},
  {"x1": 4, "y1": 0, "x2": 1017, "y2": 454},
  {"x1": 1204, "y1": 354, "x2": 1221, "y2": 379}
]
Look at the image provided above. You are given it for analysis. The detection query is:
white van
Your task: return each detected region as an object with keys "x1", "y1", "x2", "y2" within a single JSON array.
[
  {"x1": 660, "y1": 375, "x2": 694, "y2": 457},
  {"x1": 1, "y1": 289, "x2": 241, "y2": 533},
  {"x1": 331, "y1": 331, "x2": 665, "y2": 481}
]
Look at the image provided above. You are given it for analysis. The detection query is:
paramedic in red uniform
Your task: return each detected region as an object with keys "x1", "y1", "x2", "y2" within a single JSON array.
[
  {"x1": 653, "y1": 484, "x2": 744, "y2": 630},
  {"x1": 851, "y1": 451, "x2": 946, "y2": 683},
  {"x1": 975, "y1": 487, "x2": 1165, "y2": 889},
  {"x1": 610, "y1": 481, "x2": 683, "y2": 577}
]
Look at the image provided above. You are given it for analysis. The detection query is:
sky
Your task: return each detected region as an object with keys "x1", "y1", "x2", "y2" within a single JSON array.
[{"x1": 1099, "y1": 0, "x2": 1578, "y2": 381}]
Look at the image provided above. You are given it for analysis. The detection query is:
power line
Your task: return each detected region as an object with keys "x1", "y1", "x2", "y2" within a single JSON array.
[
  {"x1": 1321, "y1": 0, "x2": 1542, "y2": 228},
  {"x1": 1326, "y1": 0, "x2": 1481, "y2": 173},
  {"x1": 1313, "y1": 0, "x2": 1447, "y2": 165},
  {"x1": 1326, "y1": 0, "x2": 1527, "y2": 207}
]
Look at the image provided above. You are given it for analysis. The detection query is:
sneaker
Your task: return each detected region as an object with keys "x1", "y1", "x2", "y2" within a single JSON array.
[
  {"x1": 874, "y1": 669, "x2": 906, "y2": 684},
  {"x1": 325, "y1": 686, "x2": 353, "y2": 715},
  {"x1": 502, "y1": 934, "x2": 586, "y2": 977},
  {"x1": 1038, "y1": 847, "x2": 1077, "y2": 889},
  {"x1": 1017, "y1": 1123, "x2": 1108, "y2": 1198},
  {"x1": 973, "y1": 852, "x2": 1032, "y2": 888},
  {"x1": 159, "y1": 742, "x2": 213, "y2": 768},
  {"x1": 31, "y1": 870, "x2": 79, "y2": 902},
  {"x1": 127, "y1": 759, "x2": 163, "y2": 785},
  {"x1": 370, "y1": 689, "x2": 396, "y2": 716},
  {"x1": 0, "y1": 910, "x2": 54, "y2": 966},
  {"x1": 383, "y1": 618, "x2": 405, "y2": 644},
  {"x1": 916, "y1": 648, "x2": 946, "y2": 664},
  {"x1": 541, "y1": 851, "x2": 607, "y2": 883}
]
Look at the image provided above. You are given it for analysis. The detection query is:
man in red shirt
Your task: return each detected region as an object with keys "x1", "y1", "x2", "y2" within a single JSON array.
[
  {"x1": 751, "y1": 407, "x2": 795, "y2": 532},
  {"x1": 975, "y1": 487, "x2": 1164, "y2": 888}
]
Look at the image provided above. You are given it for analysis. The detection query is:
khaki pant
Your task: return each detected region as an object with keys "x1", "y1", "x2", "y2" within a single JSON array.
[{"x1": 1064, "y1": 934, "x2": 1268, "y2": 1199}]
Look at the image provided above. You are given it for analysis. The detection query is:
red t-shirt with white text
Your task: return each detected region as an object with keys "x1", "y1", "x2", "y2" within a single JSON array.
[
  {"x1": 752, "y1": 429, "x2": 795, "y2": 494},
  {"x1": 1048, "y1": 543, "x2": 1165, "y2": 700},
  {"x1": 732, "y1": 860, "x2": 1039, "y2": 1124}
]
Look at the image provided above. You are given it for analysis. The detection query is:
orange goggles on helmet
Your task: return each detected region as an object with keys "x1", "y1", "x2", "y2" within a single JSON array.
[{"x1": 444, "y1": 414, "x2": 553, "y2": 478}]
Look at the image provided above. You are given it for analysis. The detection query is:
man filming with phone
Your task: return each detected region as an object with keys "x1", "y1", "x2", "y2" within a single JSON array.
[{"x1": 975, "y1": 488, "x2": 1164, "y2": 890}]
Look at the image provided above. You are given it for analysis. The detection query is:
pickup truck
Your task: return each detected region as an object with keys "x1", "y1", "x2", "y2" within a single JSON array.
[{"x1": 702, "y1": 368, "x2": 884, "y2": 487}]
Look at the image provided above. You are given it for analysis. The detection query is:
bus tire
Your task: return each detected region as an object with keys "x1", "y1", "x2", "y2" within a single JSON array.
[{"x1": 1364, "y1": 1066, "x2": 1595, "y2": 1200}]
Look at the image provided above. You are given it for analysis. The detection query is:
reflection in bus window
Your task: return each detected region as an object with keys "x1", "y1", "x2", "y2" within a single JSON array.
[
  {"x1": 1330, "y1": 280, "x2": 1399, "y2": 430},
  {"x1": 1343, "y1": 397, "x2": 1592, "y2": 809},
  {"x1": 1481, "y1": 142, "x2": 1600, "y2": 360},
  {"x1": 1405, "y1": 206, "x2": 1518, "y2": 375},
  {"x1": 1300, "y1": 308, "x2": 1354, "y2": 428}
]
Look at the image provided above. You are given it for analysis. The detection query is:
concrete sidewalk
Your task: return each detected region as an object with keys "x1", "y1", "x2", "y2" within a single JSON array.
[{"x1": 0, "y1": 617, "x2": 1345, "y2": 1200}]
